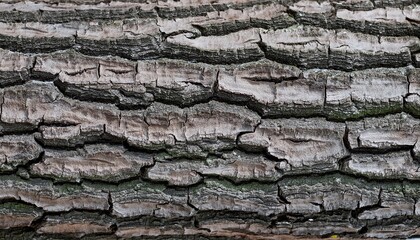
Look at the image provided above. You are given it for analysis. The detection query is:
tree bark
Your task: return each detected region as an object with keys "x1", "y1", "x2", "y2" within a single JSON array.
[{"x1": 0, "y1": 0, "x2": 419, "y2": 239}]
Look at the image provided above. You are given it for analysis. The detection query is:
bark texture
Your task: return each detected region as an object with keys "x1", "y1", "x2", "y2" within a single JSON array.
[{"x1": 0, "y1": 0, "x2": 420, "y2": 239}]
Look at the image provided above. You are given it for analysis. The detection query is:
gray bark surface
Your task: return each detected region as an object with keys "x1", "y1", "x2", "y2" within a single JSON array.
[{"x1": 0, "y1": 0, "x2": 420, "y2": 239}]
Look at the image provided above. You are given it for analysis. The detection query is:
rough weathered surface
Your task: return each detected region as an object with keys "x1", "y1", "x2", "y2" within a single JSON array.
[
  {"x1": 415, "y1": 53, "x2": 420, "y2": 67},
  {"x1": 0, "y1": 203, "x2": 43, "y2": 229},
  {"x1": 2, "y1": 48, "x2": 419, "y2": 120},
  {"x1": 1, "y1": 82, "x2": 259, "y2": 154},
  {"x1": 33, "y1": 50, "x2": 278, "y2": 108},
  {"x1": 217, "y1": 60, "x2": 325, "y2": 117},
  {"x1": 76, "y1": 19, "x2": 161, "y2": 60},
  {"x1": 346, "y1": 113, "x2": 420, "y2": 152},
  {"x1": 158, "y1": 3, "x2": 296, "y2": 36},
  {"x1": 238, "y1": 118, "x2": 349, "y2": 174},
  {"x1": 364, "y1": 222, "x2": 420, "y2": 239},
  {"x1": 110, "y1": 180, "x2": 194, "y2": 219},
  {"x1": 164, "y1": 28, "x2": 264, "y2": 64},
  {"x1": 36, "y1": 212, "x2": 115, "y2": 238},
  {"x1": 279, "y1": 174, "x2": 381, "y2": 214},
  {"x1": 0, "y1": 135, "x2": 43, "y2": 172},
  {"x1": 145, "y1": 150, "x2": 283, "y2": 186},
  {"x1": 325, "y1": 67, "x2": 409, "y2": 120},
  {"x1": 0, "y1": 49, "x2": 33, "y2": 87},
  {"x1": 262, "y1": 25, "x2": 419, "y2": 70},
  {"x1": 290, "y1": 1, "x2": 420, "y2": 36},
  {"x1": 1, "y1": 0, "x2": 420, "y2": 239},
  {"x1": 30, "y1": 144, "x2": 154, "y2": 182},
  {"x1": 342, "y1": 151, "x2": 420, "y2": 180},
  {"x1": 189, "y1": 180, "x2": 284, "y2": 216},
  {"x1": 136, "y1": 59, "x2": 218, "y2": 106},
  {"x1": 0, "y1": 176, "x2": 109, "y2": 212}
]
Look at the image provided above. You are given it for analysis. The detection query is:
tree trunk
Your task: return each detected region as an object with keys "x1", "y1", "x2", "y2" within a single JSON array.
[{"x1": 0, "y1": 0, "x2": 419, "y2": 239}]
